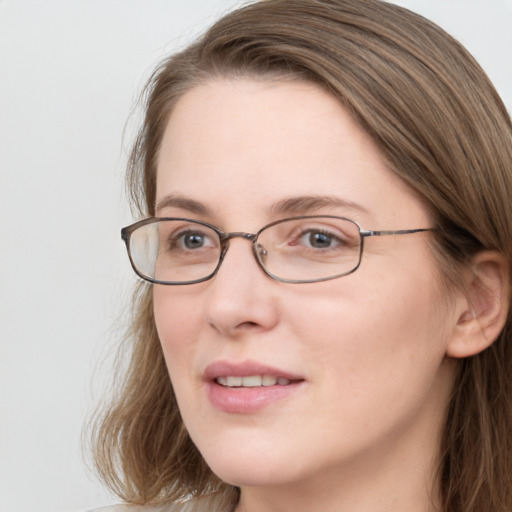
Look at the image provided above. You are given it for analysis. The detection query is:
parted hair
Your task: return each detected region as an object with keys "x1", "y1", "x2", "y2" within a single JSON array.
[{"x1": 92, "y1": 1, "x2": 512, "y2": 511}]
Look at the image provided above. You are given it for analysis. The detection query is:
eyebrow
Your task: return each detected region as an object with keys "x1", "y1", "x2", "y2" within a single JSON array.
[
  {"x1": 155, "y1": 194, "x2": 213, "y2": 216},
  {"x1": 269, "y1": 195, "x2": 370, "y2": 217}
]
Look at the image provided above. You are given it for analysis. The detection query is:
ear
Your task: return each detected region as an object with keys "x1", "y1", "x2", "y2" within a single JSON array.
[{"x1": 447, "y1": 251, "x2": 509, "y2": 358}]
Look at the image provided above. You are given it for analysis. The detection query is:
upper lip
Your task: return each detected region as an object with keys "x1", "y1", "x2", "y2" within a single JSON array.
[{"x1": 203, "y1": 360, "x2": 304, "y2": 382}]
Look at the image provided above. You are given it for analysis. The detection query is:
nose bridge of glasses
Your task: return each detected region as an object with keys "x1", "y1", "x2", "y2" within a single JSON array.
[
  {"x1": 219, "y1": 231, "x2": 265, "y2": 267},
  {"x1": 222, "y1": 232, "x2": 258, "y2": 242}
]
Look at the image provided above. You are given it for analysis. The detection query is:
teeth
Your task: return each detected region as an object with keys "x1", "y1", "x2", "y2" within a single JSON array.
[
  {"x1": 262, "y1": 375, "x2": 277, "y2": 386},
  {"x1": 216, "y1": 375, "x2": 292, "y2": 388},
  {"x1": 216, "y1": 376, "x2": 228, "y2": 386},
  {"x1": 226, "y1": 376, "x2": 242, "y2": 387},
  {"x1": 242, "y1": 375, "x2": 262, "y2": 387}
]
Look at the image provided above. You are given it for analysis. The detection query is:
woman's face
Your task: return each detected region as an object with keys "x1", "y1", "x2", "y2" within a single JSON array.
[{"x1": 153, "y1": 79, "x2": 457, "y2": 494}]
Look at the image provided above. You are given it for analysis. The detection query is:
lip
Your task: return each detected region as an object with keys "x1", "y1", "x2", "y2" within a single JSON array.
[
  {"x1": 203, "y1": 360, "x2": 305, "y2": 414},
  {"x1": 203, "y1": 360, "x2": 304, "y2": 381}
]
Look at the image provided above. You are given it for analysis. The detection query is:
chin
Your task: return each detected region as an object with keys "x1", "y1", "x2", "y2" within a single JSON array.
[
  {"x1": 209, "y1": 460, "x2": 297, "y2": 488},
  {"x1": 194, "y1": 437, "x2": 306, "y2": 488}
]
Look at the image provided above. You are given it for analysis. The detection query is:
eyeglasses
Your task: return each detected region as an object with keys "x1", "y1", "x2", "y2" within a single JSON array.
[{"x1": 121, "y1": 216, "x2": 433, "y2": 285}]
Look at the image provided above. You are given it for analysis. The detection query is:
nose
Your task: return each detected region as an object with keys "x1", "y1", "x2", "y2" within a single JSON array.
[{"x1": 203, "y1": 237, "x2": 279, "y2": 337}]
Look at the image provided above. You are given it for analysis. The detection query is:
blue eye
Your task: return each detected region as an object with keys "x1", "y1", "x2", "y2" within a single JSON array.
[
  {"x1": 165, "y1": 228, "x2": 217, "y2": 253},
  {"x1": 182, "y1": 232, "x2": 207, "y2": 249},
  {"x1": 300, "y1": 230, "x2": 341, "y2": 249},
  {"x1": 304, "y1": 231, "x2": 335, "y2": 248}
]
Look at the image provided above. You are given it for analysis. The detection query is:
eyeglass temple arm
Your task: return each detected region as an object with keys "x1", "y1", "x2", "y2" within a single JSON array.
[{"x1": 361, "y1": 228, "x2": 434, "y2": 237}]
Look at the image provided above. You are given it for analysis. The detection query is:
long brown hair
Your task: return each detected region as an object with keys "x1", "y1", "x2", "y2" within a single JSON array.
[{"x1": 92, "y1": 1, "x2": 512, "y2": 510}]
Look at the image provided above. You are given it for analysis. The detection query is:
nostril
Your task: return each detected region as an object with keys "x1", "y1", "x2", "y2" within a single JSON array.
[{"x1": 237, "y1": 321, "x2": 259, "y2": 329}]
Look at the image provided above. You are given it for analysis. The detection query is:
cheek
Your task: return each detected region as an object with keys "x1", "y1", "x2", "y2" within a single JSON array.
[
  {"x1": 153, "y1": 288, "x2": 203, "y2": 380},
  {"x1": 289, "y1": 261, "x2": 451, "y2": 395},
  {"x1": 283, "y1": 280, "x2": 452, "y2": 460}
]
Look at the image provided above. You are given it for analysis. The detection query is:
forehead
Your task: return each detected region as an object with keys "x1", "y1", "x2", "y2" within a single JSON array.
[
  {"x1": 157, "y1": 78, "x2": 372, "y2": 173},
  {"x1": 156, "y1": 78, "x2": 428, "y2": 228}
]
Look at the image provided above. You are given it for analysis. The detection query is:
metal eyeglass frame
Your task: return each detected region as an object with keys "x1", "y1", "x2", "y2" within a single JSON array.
[{"x1": 121, "y1": 215, "x2": 434, "y2": 285}]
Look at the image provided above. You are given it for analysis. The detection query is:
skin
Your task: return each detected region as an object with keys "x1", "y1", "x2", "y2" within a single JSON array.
[{"x1": 153, "y1": 78, "x2": 462, "y2": 512}]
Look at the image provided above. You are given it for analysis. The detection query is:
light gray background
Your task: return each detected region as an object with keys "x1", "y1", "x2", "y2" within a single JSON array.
[{"x1": 1, "y1": 1, "x2": 511, "y2": 511}]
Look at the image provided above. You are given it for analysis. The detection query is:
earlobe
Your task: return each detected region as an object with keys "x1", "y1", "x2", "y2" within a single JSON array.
[{"x1": 446, "y1": 251, "x2": 510, "y2": 359}]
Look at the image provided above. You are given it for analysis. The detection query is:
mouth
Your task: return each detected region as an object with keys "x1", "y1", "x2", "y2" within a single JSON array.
[
  {"x1": 215, "y1": 375, "x2": 296, "y2": 387},
  {"x1": 204, "y1": 360, "x2": 304, "y2": 386},
  {"x1": 203, "y1": 360, "x2": 305, "y2": 412}
]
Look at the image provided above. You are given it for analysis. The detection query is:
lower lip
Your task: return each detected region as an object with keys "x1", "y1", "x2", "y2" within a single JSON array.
[{"x1": 206, "y1": 381, "x2": 304, "y2": 413}]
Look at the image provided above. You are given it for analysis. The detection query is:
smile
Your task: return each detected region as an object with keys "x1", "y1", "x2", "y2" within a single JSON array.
[{"x1": 215, "y1": 375, "x2": 292, "y2": 387}]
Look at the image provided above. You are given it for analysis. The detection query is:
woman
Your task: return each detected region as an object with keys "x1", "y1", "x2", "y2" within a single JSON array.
[{"x1": 91, "y1": 0, "x2": 512, "y2": 511}]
